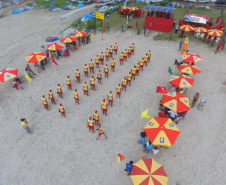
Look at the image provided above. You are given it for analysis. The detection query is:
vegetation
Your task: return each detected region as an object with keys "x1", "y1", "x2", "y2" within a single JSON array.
[{"x1": 36, "y1": 0, "x2": 78, "y2": 8}]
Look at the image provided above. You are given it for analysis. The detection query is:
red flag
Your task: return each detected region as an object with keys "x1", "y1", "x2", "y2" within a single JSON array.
[
  {"x1": 51, "y1": 56, "x2": 58, "y2": 65},
  {"x1": 156, "y1": 86, "x2": 167, "y2": 94},
  {"x1": 117, "y1": 153, "x2": 125, "y2": 164},
  {"x1": 216, "y1": 16, "x2": 220, "y2": 23}
]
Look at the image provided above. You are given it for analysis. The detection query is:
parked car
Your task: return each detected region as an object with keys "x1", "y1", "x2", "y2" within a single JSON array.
[{"x1": 215, "y1": 0, "x2": 226, "y2": 4}]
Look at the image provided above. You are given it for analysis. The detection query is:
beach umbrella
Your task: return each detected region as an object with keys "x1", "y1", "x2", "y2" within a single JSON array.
[
  {"x1": 144, "y1": 117, "x2": 180, "y2": 147},
  {"x1": 121, "y1": 6, "x2": 130, "y2": 10},
  {"x1": 179, "y1": 25, "x2": 194, "y2": 32},
  {"x1": 177, "y1": 64, "x2": 201, "y2": 75},
  {"x1": 25, "y1": 52, "x2": 46, "y2": 63},
  {"x1": 163, "y1": 91, "x2": 190, "y2": 113},
  {"x1": 0, "y1": 68, "x2": 18, "y2": 82},
  {"x1": 193, "y1": 27, "x2": 207, "y2": 33},
  {"x1": 60, "y1": 36, "x2": 77, "y2": 43},
  {"x1": 169, "y1": 74, "x2": 194, "y2": 88},
  {"x1": 131, "y1": 157, "x2": 168, "y2": 185},
  {"x1": 130, "y1": 7, "x2": 139, "y2": 11},
  {"x1": 181, "y1": 53, "x2": 202, "y2": 63},
  {"x1": 47, "y1": 43, "x2": 64, "y2": 51},
  {"x1": 72, "y1": 31, "x2": 88, "y2": 37},
  {"x1": 207, "y1": 29, "x2": 223, "y2": 37}
]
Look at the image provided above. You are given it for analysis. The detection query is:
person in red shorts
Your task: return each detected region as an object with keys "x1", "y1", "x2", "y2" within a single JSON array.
[
  {"x1": 96, "y1": 123, "x2": 107, "y2": 140},
  {"x1": 59, "y1": 103, "x2": 66, "y2": 117},
  {"x1": 100, "y1": 52, "x2": 104, "y2": 64},
  {"x1": 127, "y1": 72, "x2": 132, "y2": 86},
  {"x1": 107, "y1": 91, "x2": 113, "y2": 107},
  {"x1": 131, "y1": 43, "x2": 135, "y2": 54},
  {"x1": 136, "y1": 62, "x2": 140, "y2": 76},
  {"x1": 116, "y1": 84, "x2": 122, "y2": 98},
  {"x1": 132, "y1": 66, "x2": 136, "y2": 80},
  {"x1": 83, "y1": 81, "x2": 89, "y2": 96},
  {"x1": 89, "y1": 59, "x2": 94, "y2": 73},
  {"x1": 74, "y1": 89, "x2": 79, "y2": 104},
  {"x1": 123, "y1": 49, "x2": 128, "y2": 61},
  {"x1": 111, "y1": 58, "x2": 115, "y2": 72},
  {"x1": 90, "y1": 75, "x2": 96, "y2": 91},
  {"x1": 66, "y1": 76, "x2": 72, "y2": 90},
  {"x1": 84, "y1": 64, "x2": 89, "y2": 77},
  {"x1": 87, "y1": 116, "x2": 94, "y2": 133},
  {"x1": 57, "y1": 84, "x2": 63, "y2": 98},
  {"x1": 95, "y1": 55, "x2": 99, "y2": 68},
  {"x1": 93, "y1": 110, "x2": 99, "y2": 125},
  {"x1": 122, "y1": 77, "x2": 127, "y2": 91},
  {"x1": 128, "y1": 46, "x2": 132, "y2": 58},
  {"x1": 105, "y1": 48, "x2": 109, "y2": 61},
  {"x1": 139, "y1": 58, "x2": 144, "y2": 71},
  {"x1": 42, "y1": 95, "x2": 49, "y2": 110},
  {"x1": 158, "y1": 111, "x2": 166, "y2": 118},
  {"x1": 48, "y1": 89, "x2": 56, "y2": 104},
  {"x1": 109, "y1": 45, "x2": 113, "y2": 58},
  {"x1": 114, "y1": 43, "x2": 118, "y2": 55},
  {"x1": 97, "y1": 70, "x2": 102, "y2": 84},
  {"x1": 119, "y1": 52, "x2": 124, "y2": 65},
  {"x1": 75, "y1": 69, "x2": 80, "y2": 83},
  {"x1": 104, "y1": 64, "x2": 109, "y2": 78},
  {"x1": 101, "y1": 99, "x2": 108, "y2": 115}
]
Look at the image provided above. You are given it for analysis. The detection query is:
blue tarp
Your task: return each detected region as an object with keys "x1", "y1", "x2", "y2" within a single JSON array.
[
  {"x1": 77, "y1": 4, "x2": 84, "y2": 7},
  {"x1": 11, "y1": 8, "x2": 28, "y2": 14},
  {"x1": 48, "y1": 4, "x2": 56, "y2": 8},
  {"x1": 62, "y1": 5, "x2": 68, "y2": 9},
  {"x1": 80, "y1": 13, "x2": 95, "y2": 21},
  {"x1": 45, "y1": 36, "x2": 59, "y2": 42}
]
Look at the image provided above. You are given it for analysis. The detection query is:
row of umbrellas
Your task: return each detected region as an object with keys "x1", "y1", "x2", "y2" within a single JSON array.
[{"x1": 121, "y1": 6, "x2": 139, "y2": 11}]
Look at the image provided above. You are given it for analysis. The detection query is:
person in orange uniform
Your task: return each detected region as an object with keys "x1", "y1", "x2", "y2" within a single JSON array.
[
  {"x1": 132, "y1": 66, "x2": 137, "y2": 80},
  {"x1": 123, "y1": 49, "x2": 127, "y2": 61},
  {"x1": 109, "y1": 45, "x2": 113, "y2": 58},
  {"x1": 59, "y1": 103, "x2": 66, "y2": 117},
  {"x1": 116, "y1": 84, "x2": 122, "y2": 98},
  {"x1": 131, "y1": 43, "x2": 135, "y2": 54},
  {"x1": 104, "y1": 64, "x2": 109, "y2": 78},
  {"x1": 139, "y1": 58, "x2": 144, "y2": 71},
  {"x1": 114, "y1": 42, "x2": 118, "y2": 55},
  {"x1": 89, "y1": 59, "x2": 94, "y2": 73},
  {"x1": 144, "y1": 55, "x2": 148, "y2": 66},
  {"x1": 87, "y1": 116, "x2": 94, "y2": 133},
  {"x1": 100, "y1": 52, "x2": 104, "y2": 64},
  {"x1": 97, "y1": 70, "x2": 102, "y2": 84},
  {"x1": 147, "y1": 50, "x2": 151, "y2": 62},
  {"x1": 127, "y1": 72, "x2": 132, "y2": 86},
  {"x1": 136, "y1": 62, "x2": 140, "y2": 76},
  {"x1": 57, "y1": 84, "x2": 63, "y2": 98},
  {"x1": 96, "y1": 123, "x2": 107, "y2": 140},
  {"x1": 84, "y1": 64, "x2": 89, "y2": 77},
  {"x1": 101, "y1": 99, "x2": 108, "y2": 115},
  {"x1": 42, "y1": 95, "x2": 49, "y2": 110},
  {"x1": 122, "y1": 77, "x2": 127, "y2": 91},
  {"x1": 48, "y1": 89, "x2": 56, "y2": 104},
  {"x1": 119, "y1": 52, "x2": 124, "y2": 65},
  {"x1": 74, "y1": 89, "x2": 79, "y2": 104},
  {"x1": 105, "y1": 48, "x2": 109, "y2": 61},
  {"x1": 75, "y1": 69, "x2": 80, "y2": 83},
  {"x1": 111, "y1": 58, "x2": 115, "y2": 72},
  {"x1": 66, "y1": 76, "x2": 72, "y2": 90},
  {"x1": 93, "y1": 110, "x2": 99, "y2": 125},
  {"x1": 128, "y1": 46, "x2": 132, "y2": 58},
  {"x1": 83, "y1": 81, "x2": 89, "y2": 96},
  {"x1": 90, "y1": 75, "x2": 96, "y2": 91},
  {"x1": 95, "y1": 55, "x2": 99, "y2": 68},
  {"x1": 107, "y1": 91, "x2": 113, "y2": 106}
]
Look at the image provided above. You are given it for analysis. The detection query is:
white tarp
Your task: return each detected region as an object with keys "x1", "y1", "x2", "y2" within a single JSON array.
[{"x1": 185, "y1": 15, "x2": 206, "y2": 24}]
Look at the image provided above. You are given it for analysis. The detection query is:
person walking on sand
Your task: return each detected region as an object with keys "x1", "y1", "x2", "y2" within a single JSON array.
[
  {"x1": 57, "y1": 84, "x2": 63, "y2": 98},
  {"x1": 104, "y1": 64, "x2": 109, "y2": 78},
  {"x1": 96, "y1": 123, "x2": 107, "y2": 140},
  {"x1": 179, "y1": 41, "x2": 183, "y2": 51},
  {"x1": 101, "y1": 99, "x2": 108, "y2": 115},
  {"x1": 21, "y1": 118, "x2": 33, "y2": 134},
  {"x1": 107, "y1": 91, "x2": 113, "y2": 107},
  {"x1": 119, "y1": 52, "x2": 124, "y2": 65},
  {"x1": 66, "y1": 76, "x2": 72, "y2": 90},
  {"x1": 97, "y1": 70, "x2": 102, "y2": 84},
  {"x1": 132, "y1": 66, "x2": 137, "y2": 80},
  {"x1": 122, "y1": 77, "x2": 127, "y2": 91},
  {"x1": 84, "y1": 64, "x2": 89, "y2": 77},
  {"x1": 127, "y1": 72, "x2": 132, "y2": 86},
  {"x1": 48, "y1": 89, "x2": 56, "y2": 104},
  {"x1": 114, "y1": 43, "x2": 118, "y2": 55},
  {"x1": 75, "y1": 69, "x2": 80, "y2": 83},
  {"x1": 105, "y1": 48, "x2": 109, "y2": 61},
  {"x1": 116, "y1": 84, "x2": 122, "y2": 98},
  {"x1": 100, "y1": 52, "x2": 104, "y2": 64},
  {"x1": 89, "y1": 59, "x2": 94, "y2": 73},
  {"x1": 74, "y1": 89, "x2": 79, "y2": 104},
  {"x1": 90, "y1": 75, "x2": 96, "y2": 91},
  {"x1": 87, "y1": 116, "x2": 94, "y2": 133},
  {"x1": 131, "y1": 43, "x2": 135, "y2": 54},
  {"x1": 59, "y1": 103, "x2": 66, "y2": 117},
  {"x1": 95, "y1": 55, "x2": 100, "y2": 68},
  {"x1": 191, "y1": 92, "x2": 200, "y2": 108},
  {"x1": 111, "y1": 58, "x2": 115, "y2": 72},
  {"x1": 26, "y1": 64, "x2": 36, "y2": 76},
  {"x1": 123, "y1": 49, "x2": 128, "y2": 62},
  {"x1": 83, "y1": 81, "x2": 89, "y2": 96},
  {"x1": 136, "y1": 62, "x2": 140, "y2": 76},
  {"x1": 124, "y1": 161, "x2": 133, "y2": 176},
  {"x1": 93, "y1": 110, "x2": 99, "y2": 125},
  {"x1": 41, "y1": 95, "x2": 49, "y2": 110},
  {"x1": 109, "y1": 46, "x2": 113, "y2": 58}
]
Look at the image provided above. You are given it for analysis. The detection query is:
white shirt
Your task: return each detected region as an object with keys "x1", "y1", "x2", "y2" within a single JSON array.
[
  {"x1": 168, "y1": 111, "x2": 178, "y2": 118},
  {"x1": 153, "y1": 149, "x2": 159, "y2": 155},
  {"x1": 176, "y1": 25, "x2": 179, "y2": 29}
]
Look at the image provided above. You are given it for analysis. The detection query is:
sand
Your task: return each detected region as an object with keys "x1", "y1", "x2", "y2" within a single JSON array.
[{"x1": 0, "y1": 4, "x2": 226, "y2": 185}]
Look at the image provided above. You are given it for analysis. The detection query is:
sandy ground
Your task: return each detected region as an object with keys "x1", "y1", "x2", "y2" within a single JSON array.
[{"x1": 0, "y1": 4, "x2": 226, "y2": 185}]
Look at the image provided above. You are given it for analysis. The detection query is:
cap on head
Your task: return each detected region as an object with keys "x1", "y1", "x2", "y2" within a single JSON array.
[
  {"x1": 146, "y1": 53, "x2": 148, "y2": 55},
  {"x1": 110, "y1": 91, "x2": 112, "y2": 93},
  {"x1": 112, "y1": 58, "x2": 114, "y2": 60},
  {"x1": 118, "y1": 84, "x2": 120, "y2": 86},
  {"x1": 89, "y1": 116, "x2": 92, "y2": 120},
  {"x1": 142, "y1": 57, "x2": 144, "y2": 59},
  {"x1": 95, "y1": 110, "x2": 98, "y2": 113},
  {"x1": 106, "y1": 48, "x2": 108, "y2": 50},
  {"x1": 74, "y1": 89, "x2": 77, "y2": 91},
  {"x1": 49, "y1": 89, "x2": 52, "y2": 92},
  {"x1": 121, "y1": 52, "x2": 123, "y2": 54},
  {"x1": 85, "y1": 64, "x2": 87, "y2": 66},
  {"x1": 98, "y1": 123, "x2": 102, "y2": 126},
  {"x1": 58, "y1": 84, "x2": 60, "y2": 86},
  {"x1": 84, "y1": 81, "x2": 87, "y2": 84},
  {"x1": 90, "y1": 59, "x2": 92, "y2": 61},
  {"x1": 149, "y1": 50, "x2": 150, "y2": 52},
  {"x1": 42, "y1": 95, "x2": 45, "y2": 98},
  {"x1": 138, "y1": 62, "x2": 140, "y2": 64},
  {"x1": 115, "y1": 42, "x2": 117, "y2": 44},
  {"x1": 59, "y1": 103, "x2": 62, "y2": 106},
  {"x1": 99, "y1": 70, "x2": 101, "y2": 72},
  {"x1": 101, "y1": 52, "x2": 103, "y2": 53},
  {"x1": 103, "y1": 99, "x2": 105, "y2": 102},
  {"x1": 76, "y1": 69, "x2": 79, "y2": 71},
  {"x1": 106, "y1": 64, "x2": 108, "y2": 66},
  {"x1": 124, "y1": 77, "x2": 126, "y2": 79},
  {"x1": 134, "y1": 65, "x2": 136, "y2": 67},
  {"x1": 92, "y1": 75, "x2": 94, "y2": 78},
  {"x1": 129, "y1": 46, "x2": 131, "y2": 48},
  {"x1": 132, "y1": 43, "x2": 134, "y2": 44},
  {"x1": 125, "y1": 49, "x2": 127, "y2": 51},
  {"x1": 111, "y1": 45, "x2": 112, "y2": 47},
  {"x1": 129, "y1": 72, "x2": 132, "y2": 74},
  {"x1": 67, "y1": 76, "x2": 69, "y2": 78},
  {"x1": 96, "y1": 55, "x2": 98, "y2": 57},
  {"x1": 21, "y1": 118, "x2": 25, "y2": 121}
]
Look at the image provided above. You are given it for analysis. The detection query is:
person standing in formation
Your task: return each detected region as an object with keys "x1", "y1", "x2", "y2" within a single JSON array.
[
  {"x1": 59, "y1": 103, "x2": 66, "y2": 117},
  {"x1": 123, "y1": 49, "x2": 128, "y2": 62},
  {"x1": 107, "y1": 91, "x2": 113, "y2": 107},
  {"x1": 127, "y1": 72, "x2": 132, "y2": 86},
  {"x1": 114, "y1": 43, "x2": 118, "y2": 55},
  {"x1": 104, "y1": 64, "x2": 109, "y2": 78},
  {"x1": 100, "y1": 52, "x2": 104, "y2": 65},
  {"x1": 131, "y1": 43, "x2": 135, "y2": 54},
  {"x1": 42, "y1": 95, "x2": 49, "y2": 110},
  {"x1": 105, "y1": 48, "x2": 109, "y2": 61},
  {"x1": 57, "y1": 84, "x2": 63, "y2": 98},
  {"x1": 122, "y1": 77, "x2": 127, "y2": 91},
  {"x1": 132, "y1": 66, "x2": 137, "y2": 80},
  {"x1": 48, "y1": 89, "x2": 56, "y2": 104},
  {"x1": 101, "y1": 99, "x2": 108, "y2": 115},
  {"x1": 90, "y1": 75, "x2": 96, "y2": 91},
  {"x1": 74, "y1": 89, "x2": 79, "y2": 104},
  {"x1": 66, "y1": 76, "x2": 72, "y2": 90},
  {"x1": 96, "y1": 124, "x2": 107, "y2": 140},
  {"x1": 128, "y1": 46, "x2": 132, "y2": 58},
  {"x1": 83, "y1": 81, "x2": 89, "y2": 96},
  {"x1": 21, "y1": 118, "x2": 33, "y2": 134},
  {"x1": 111, "y1": 58, "x2": 115, "y2": 72},
  {"x1": 143, "y1": 55, "x2": 148, "y2": 66},
  {"x1": 116, "y1": 84, "x2": 122, "y2": 98},
  {"x1": 95, "y1": 55, "x2": 99, "y2": 68},
  {"x1": 87, "y1": 116, "x2": 94, "y2": 133},
  {"x1": 109, "y1": 46, "x2": 113, "y2": 58},
  {"x1": 97, "y1": 70, "x2": 102, "y2": 84},
  {"x1": 93, "y1": 110, "x2": 99, "y2": 125},
  {"x1": 89, "y1": 59, "x2": 94, "y2": 73},
  {"x1": 139, "y1": 58, "x2": 144, "y2": 71},
  {"x1": 75, "y1": 69, "x2": 80, "y2": 83},
  {"x1": 147, "y1": 50, "x2": 151, "y2": 62},
  {"x1": 119, "y1": 52, "x2": 124, "y2": 65},
  {"x1": 84, "y1": 64, "x2": 89, "y2": 77},
  {"x1": 136, "y1": 62, "x2": 140, "y2": 76}
]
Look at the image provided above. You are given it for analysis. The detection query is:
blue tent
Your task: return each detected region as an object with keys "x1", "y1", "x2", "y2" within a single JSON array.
[
  {"x1": 80, "y1": 13, "x2": 95, "y2": 22},
  {"x1": 48, "y1": 5, "x2": 56, "y2": 8},
  {"x1": 77, "y1": 4, "x2": 84, "y2": 7}
]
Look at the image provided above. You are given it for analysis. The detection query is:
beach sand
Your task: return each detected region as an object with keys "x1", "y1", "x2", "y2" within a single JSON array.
[{"x1": 0, "y1": 5, "x2": 226, "y2": 185}]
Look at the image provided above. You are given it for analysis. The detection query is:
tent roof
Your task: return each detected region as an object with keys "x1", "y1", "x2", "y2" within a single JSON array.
[{"x1": 144, "y1": 5, "x2": 176, "y2": 13}]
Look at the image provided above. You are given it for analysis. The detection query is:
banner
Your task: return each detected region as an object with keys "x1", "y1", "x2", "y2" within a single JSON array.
[
  {"x1": 168, "y1": 66, "x2": 173, "y2": 75},
  {"x1": 141, "y1": 109, "x2": 151, "y2": 119},
  {"x1": 95, "y1": 12, "x2": 104, "y2": 20},
  {"x1": 117, "y1": 153, "x2": 125, "y2": 164},
  {"x1": 156, "y1": 86, "x2": 167, "y2": 94},
  {"x1": 24, "y1": 72, "x2": 32, "y2": 83},
  {"x1": 184, "y1": 15, "x2": 206, "y2": 24},
  {"x1": 181, "y1": 37, "x2": 188, "y2": 55}
]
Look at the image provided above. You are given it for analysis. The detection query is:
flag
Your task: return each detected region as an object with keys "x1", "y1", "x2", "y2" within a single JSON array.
[
  {"x1": 168, "y1": 66, "x2": 173, "y2": 75},
  {"x1": 51, "y1": 56, "x2": 58, "y2": 65},
  {"x1": 141, "y1": 109, "x2": 151, "y2": 119},
  {"x1": 91, "y1": 33, "x2": 94, "y2": 39},
  {"x1": 118, "y1": 153, "x2": 125, "y2": 164},
  {"x1": 24, "y1": 72, "x2": 32, "y2": 83},
  {"x1": 156, "y1": 86, "x2": 167, "y2": 94}
]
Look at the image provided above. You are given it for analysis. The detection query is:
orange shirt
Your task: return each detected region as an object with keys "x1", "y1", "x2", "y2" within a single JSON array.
[
  {"x1": 66, "y1": 78, "x2": 71, "y2": 85},
  {"x1": 57, "y1": 86, "x2": 62, "y2": 92},
  {"x1": 122, "y1": 79, "x2": 127, "y2": 85},
  {"x1": 108, "y1": 93, "x2": 113, "y2": 100},
  {"x1": 127, "y1": 74, "x2": 132, "y2": 80},
  {"x1": 59, "y1": 106, "x2": 64, "y2": 112},
  {"x1": 105, "y1": 50, "x2": 109, "y2": 56},
  {"x1": 84, "y1": 66, "x2": 88, "y2": 72},
  {"x1": 101, "y1": 102, "x2": 107, "y2": 109},
  {"x1": 83, "y1": 84, "x2": 88, "y2": 90},
  {"x1": 116, "y1": 86, "x2": 121, "y2": 92},
  {"x1": 90, "y1": 78, "x2": 95, "y2": 85},
  {"x1": 128, "y1": 48, "x2": 131, "y2": 53},
  {"x1": 123, "y1": 51, "x2": 127, "y2": 56},
  {"x1": 42, "y1": 98, "x2": 47, "y2": 104},
  {"x1": 109, "y1": 48, "x2": 113, "y2": 52},
  {"x1": 97, "y1": 72, "x2": 102, "y2": 78},
  {"x1": 144, "y1": 55, "x2": 148, "y2": 62},
  {"x1": 114, "y1": 44, "x2": 118, "y2": 49},
  {"x1": 93, "y1": 113, "x2": 99, "y2": 120},
  {"x1": 147, "y1": 52, "x2": 151, "y2": 57},
  {"x1": 48, "y1": 92, "x2": 54, "y2": 98},
  {"x1": 89, "y1": 61, "x2": 93, "y2": 67},
  {"x1": 100, "y1": 54, "x2": 104, "y2": 59},
  {"x1": 132, "y1": 68, "x2": 136, "y2": 74},
  {"x1": 136, "y1": 64, "x2": 140, "y2": 70},
  {"x1": 104, "y1": 66, "x2": 108, "y2": 72},
  {"x1": 88, "y1": 119, "x2": 94, "y2": 126},
  {"x1": 131, "y1": 45, "x2": 135, "y2": 49},
  {"x1": 74, "y1": 92, "x2": 78, "y2": 99},
  {"x1": 120, "y1": 54, "x2": 123, "y2": 59},
  {"x1": 95, "y1": 57, "x2": 99, "y2": 64},
  {"x1": 99, "y1": 126, "x2": 104, "y2": 133},
  {"x1": 111, "y1": 60, "x2": 115, "y2": 66},
  {"x1": 140, "y1": 59, "x2": 144, "y2": 65},
  {"x1": 76, "y1": 71, "x2": 80, "y2": 77}
]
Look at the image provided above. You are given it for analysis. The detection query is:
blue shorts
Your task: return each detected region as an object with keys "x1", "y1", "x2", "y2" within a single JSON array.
[{"x1": 23, "y1": 126, "x2": 31, "y2": 132}]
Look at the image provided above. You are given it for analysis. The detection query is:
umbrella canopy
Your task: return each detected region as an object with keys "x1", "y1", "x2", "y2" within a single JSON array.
[
  {"x1": 131, "y1": 157, "x2": 168, "y2": 185},
  {"x1": 25, "y1": 52, "x2": 46, "y2": 63},
  {"x1": 177, "y1": 64, "x2": 201, "y2": 75},
  {"x1": 47, "y1": 43, "x2": 64, "y2": 51},
  {"x1": 130, "y1": 7, "x2": 139, "y2": 11},
  {"x1": 121, "y1": 6, "x2": 130, "y2": 10},
  {"x1": 60, "y1": 36, "x2": 77, "y2": 43},
  {"x1": 72, "y1": 31, "x2": 88, "y2": 37},
  {"x1": 163, "y1": 91, "x2": 190, "y2": 113},
  {"x1": 179, "y1": 25, "x2": 194, "y2": 32},
  {"x1": 207, "y1": 29, "x2": 223, "y2": 37},
  {"x1": 169, "y1": 74, "x2": 194, "y2": 88},
  {"x1": 181, "y1": 53, "x2": 202, "y2": 63},
  {"x1": 144, "y1": 117, "x2": 180, "y2": 147},
  {"x1": 0, "y1": 68, "x2": 18, "y2": 82},
  {"x1": 193, "y1": 27, "x2": 207, "y2": 33}
]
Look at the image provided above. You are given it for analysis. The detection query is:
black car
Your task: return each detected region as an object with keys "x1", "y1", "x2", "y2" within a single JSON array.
[{"x1": 215, "y1": 0, "x2": 226, "y2": 5}]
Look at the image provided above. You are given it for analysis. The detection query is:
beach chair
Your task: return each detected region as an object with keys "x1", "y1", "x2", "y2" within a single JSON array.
[{"x1": 194, "y1": 33, "x2": 200, "y2": 39}]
